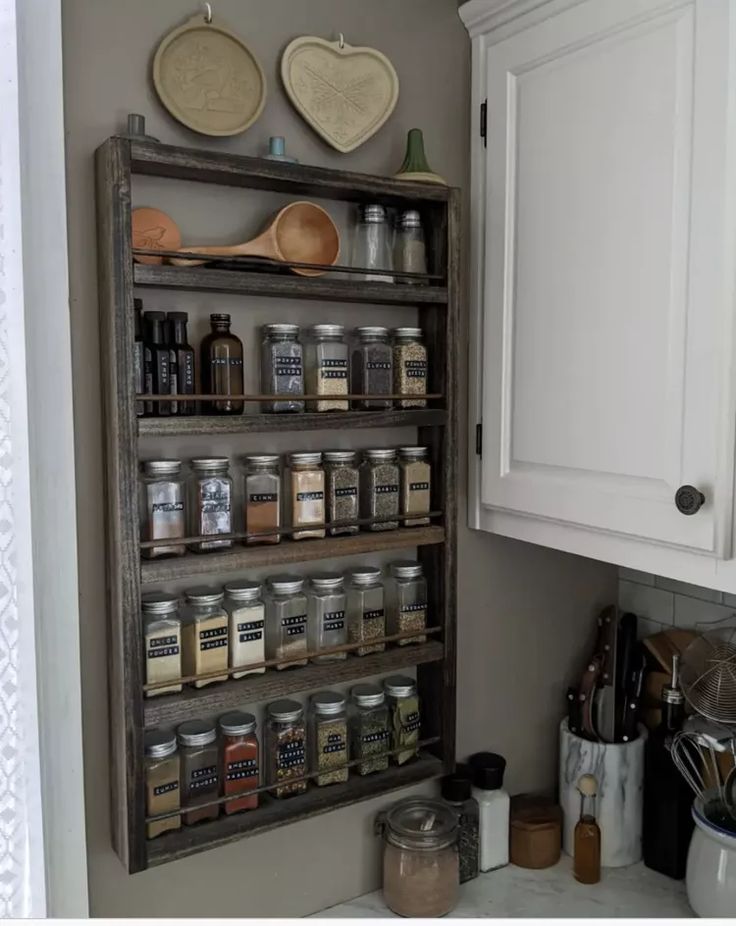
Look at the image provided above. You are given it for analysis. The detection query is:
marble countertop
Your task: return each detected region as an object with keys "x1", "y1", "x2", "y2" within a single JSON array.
[{"x1": 316, "y1": 858, "x2": 692, "y2": 918}]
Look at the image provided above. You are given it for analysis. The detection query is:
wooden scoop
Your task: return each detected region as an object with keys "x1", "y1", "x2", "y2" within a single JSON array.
[
  {"x1": 131, "y1": 207, "x2": 182, "y2": 265},
  {"x1": 170, "y1": 201, "x2": 340, "y2": 277}
]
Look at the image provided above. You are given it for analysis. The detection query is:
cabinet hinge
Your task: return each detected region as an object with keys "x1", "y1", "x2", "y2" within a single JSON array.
[
  {"x1": 476, "y1": 423, "x2": 483, "y2": 456},
  {"x1": 480, "y1": 101, "x2": 487, "y2": 146}
]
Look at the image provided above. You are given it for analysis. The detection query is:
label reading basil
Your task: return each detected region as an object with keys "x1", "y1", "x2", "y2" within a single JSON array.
[
  {"x1": 375, "y1": 484, "x2": 399, "y2": 495},
  {"x1": 153, "y1": 780, "x2": 179, "y2": 797},
  {"x1": 409, "y1": 482, "x2": 430, "y2": 492},
  {"x1": 297, "y1": 491, "x2": 324, "y2": 502},
  {"x1": 249, "y1": 493, "x2": 278, "y2": 504}
]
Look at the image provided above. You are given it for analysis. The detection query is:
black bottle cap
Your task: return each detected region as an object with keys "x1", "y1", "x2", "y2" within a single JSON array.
[
  {"x1": 468, "y1": 751, "x2": 506, "y2": 790},
  {"x1": 134, "y1": 298, "x2": 143, "y2": 311},
  {"x1": 167, "y1": 311, "x2": 189, "y2": 321},
  {"x1": 211, "y1": 313, "x2": 231, "y2": 322},
  {"x1": 143, "y1": 310, "x2": 165, "y2": 321},
  {"x1": 442, "y1": 773, "x2": 472, "y2": 803}
]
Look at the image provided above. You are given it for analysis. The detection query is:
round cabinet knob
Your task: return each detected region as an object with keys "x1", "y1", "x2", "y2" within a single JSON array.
[{"x1": 675, "y1": 485, "x2": 705, "y2": 516}]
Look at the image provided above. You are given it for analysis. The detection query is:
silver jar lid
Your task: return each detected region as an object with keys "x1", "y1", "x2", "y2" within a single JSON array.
[
  {"x1": 383, "y1": 675, "x2": 417, "y2": 698},
  {"x1": 309, "y1": 323, "x2": 345, "y2": 339},
  {"x1": 263, "y1": 323, "x2": 300, "y2": 337},
  {"x1": 268, "y1": 699, "x2": 303, "y2": 722},
  {"x1": 269, "y1": 574, "x2": 304, "y2": 595},
  {"x1": 323, "y1": 450, "x2": 358, "y2": 464},
  {"x1": 393, "y1": 327, "x2": 423, "y2": 340},
  {"x1": 177, "y1": 719, "x2": 217, "y2": 747},
  {"x1": 218, "y1": 711, "x2": 257, "y2": 736},
  {"x1": 356, "y1": 326, "x2": 389, "y2": 340},
  {"x1": 352, "y1": 683, "x2": 385, "y2": 708},
  {"x1": 244, "y1": 454, "x2": 280, "y2": 469},
  {"x1": 350, "y1": 566, "x2": 382, "y2": 586},
  {"x1": 144, "y1": 728, "x2": 178, "y2": 759},
  {"x1": 398, "y1": 446, "x2": 429, "y2": 461},
  {"x1": 383, "y1": 798, "x2": 457, "y2": 851},
  {"x1": 191, "y1": 457, "x2": 229, "y2": 473},
  {"x1": 142, "y1": 459, "x2": 182, "y2": 476},
  {"x1": 224, "y1": 581, "x2": 262, "y2": 602},
  {"x1": 310, "y1": 572, "x2": 344, "y2": 591},
  {"x1": 360, "y1": 203, "x2": 387, "y2": 223},
  {"x1": 184, "y1": 586, "x2": 225, "y2": 605},
  {"x1": 398, "y1": 209, "x2": 423, "y2": 229},
  {"x1": 390, "y1": 560, "x2": 424, "y2": 580},
  {"x1": 364, "y1": 448, "x2": 397, "y2": 462},
  {"x1": 312, "y1": 690, "x2": 346, "y2": 715},
  {"x1": 289, "y1": 451, "x2": 322, "y2": 467},
  {"x1": 141, "y1": 592, "x2": 179, "y2": 615}
]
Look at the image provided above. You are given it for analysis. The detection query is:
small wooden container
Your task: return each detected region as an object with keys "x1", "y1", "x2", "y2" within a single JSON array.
[{"x1": 510, "y1": 795, "x2": 562, "y2": 869}]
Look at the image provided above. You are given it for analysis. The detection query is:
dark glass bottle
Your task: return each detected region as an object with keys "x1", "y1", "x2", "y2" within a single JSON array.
[
  {"x1": 200, "y1": 313, "x2": 244, "y2": 415},
  {"x1": 573, "y1": 775, "x2": 600, "y2": 884},
  {"x1": 144, "y1": 311, "x2": 171, "y2": 417},
  {"x1": 643, "y1": 656, "x2": 693, "y2": 879},
  {"x1": 134, "y1": 298, "x2": 146, "y2": 418},
  {"x1": 167, "y1": 312, "x2": 196, "y2": 416}
]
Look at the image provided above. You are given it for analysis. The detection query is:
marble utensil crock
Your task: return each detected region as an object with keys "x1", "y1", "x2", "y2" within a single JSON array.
[{"x1": 559, "y1": 719, "x2": 646, "y2": 867}]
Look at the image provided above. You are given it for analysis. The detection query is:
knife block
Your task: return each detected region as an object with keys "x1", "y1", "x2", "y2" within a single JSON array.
[{"x1": 559, "y1": 719, "x2": 647, "y2": 867}]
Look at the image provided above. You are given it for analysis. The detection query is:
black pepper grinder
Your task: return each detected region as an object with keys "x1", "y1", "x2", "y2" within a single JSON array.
[
  {"x1": 441, "y1": 770, "x2": 480, "y2": 883},
  {"x1": 143, "y1": 311, "x2": 171, "y2": 417}
]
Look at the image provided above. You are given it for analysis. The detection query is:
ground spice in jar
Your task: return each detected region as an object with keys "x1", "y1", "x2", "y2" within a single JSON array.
[
  {"x1": 350, "y1": 683, "x2": 390, "y2": 775},
  {"x1": 288, "y1": 452, "x2": 326, "y2": 540},
  {"x1": 177, "y1": 719, "x2": 220, "y2": 824},
  {"x1": 223, "y1": 581, "x2": 265, "y2": 679},
  {"x1": 219, "y1": 711, "x2": 259, "y2": 814},
  {"x1": 351, "y1": 327, "x2": 393, "y2": 409},
  {"x1": 140, "y1": 460, "x2": 186, "y2": 558},
  {"x1": 386, "y1": 560, "x2": 428, "y2": 645},
  {"x1": 324, "y1": 450, "x2": 359, "y2": 535},
  {"x1": 360, "y1": 449, "x2": 399, "y2": 531},
  {"x1": 144, "y1": 729, "x2": 181, "y2": 839},
  {"x1": 189, "y1": 458, "x2": 233, "y2": 552},
  {"x1": 392, "y1": 328, "x2": 428, "y2": 408},
  {"x1": 305, "y1": 324, "x2": 349, "y2": 411},
  {"x1": 399, "y1": 446, "x2": 431, "y2": 527},
  {"x1": 266, "y1": 699, "x2": 308, "y2": 798},
  {"x1": 142, "y1": 593, "x2": 182, "y2": 698},
  {"x1": 384, "y1": 676, "x2": 421, "y2": 765},
  {"x1": 243, "y1": 455, "x2": 281, "y2": 545},
  {"x1": 310, "y1": 691, "x2": 349, "y2": 786},
  {"x1": 346, "y1": 567, "x2": 386, "y2": 656},
  {"x1": 182, "y1": 587, "x2": 229, "y2": 687},
  {"x1": 265, "y1": 575, "x2": 309, "y2": 669}
]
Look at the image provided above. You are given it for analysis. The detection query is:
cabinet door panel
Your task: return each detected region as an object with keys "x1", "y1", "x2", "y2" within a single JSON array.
[{"x1": 480, "y1": 0, "x2": 735, "y2": 554}]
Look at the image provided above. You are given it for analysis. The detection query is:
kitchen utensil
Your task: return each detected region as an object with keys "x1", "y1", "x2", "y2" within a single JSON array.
[
  {"x1": 170, "y1": 201, "x2": 340, "y2": 277},
  {"x1": 621, "y1": 651, "x2": 646, "y2": 743},
  {"x1": 566, "y1": 687, "x2": 582, "y2": 737},
  {"x1": 579, "y1": 654, "x2": 603, "y2": 740},
  {"x1": 686, "y1": 792, "x2": 736, "y2": 917},
  {"x1": 643, "y1": 628, "x2": 698, "y2": 674},
  {"x1": 680, "y1": 626, "x2": 736, "y2": 725},
  {"x1": 593, "y1": 606, "x2": 619, "y2": 743},
  {"x1": 131, "y1": 207, "x2": 182, "y2": 265},
  {"x1": 615, "y1": 612, "x2": 637, "y2": 740},
  {"x1": 671, "y1": 716, "x2": 732, "y2": 811}
]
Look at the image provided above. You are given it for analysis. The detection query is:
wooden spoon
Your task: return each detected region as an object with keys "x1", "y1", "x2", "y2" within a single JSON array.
[
  {"x1": 170, "y1": 201, "x2": 340, "y2": 277},
  {"x1": 131, "y1": 207, "x2": 182, "y2": 265}
]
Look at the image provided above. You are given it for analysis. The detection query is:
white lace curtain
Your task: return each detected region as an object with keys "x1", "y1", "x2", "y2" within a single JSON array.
[{"x1": 0, "y1": 0, "x2": 47, "y2": 916}]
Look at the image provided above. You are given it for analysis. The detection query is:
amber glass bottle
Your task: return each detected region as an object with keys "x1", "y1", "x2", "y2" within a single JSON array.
[
  {"x1": 167, "y1": 312, "x2": 196, "y2": 416},
  {"x1": 200, "y1": 313, "x2": 244, "y2": 415},
  {"x1": 573, "y1": 775, "x2": 601, "y2": 884}
]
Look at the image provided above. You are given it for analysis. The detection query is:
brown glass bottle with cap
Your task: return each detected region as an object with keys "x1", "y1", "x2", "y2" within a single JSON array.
[
  {"x1": 143, "y1": 311, "x2": 172, "y2": 416},
  {"x1": 573, "y1": 774, "x2": 601, "y2": 884},
  {"x1": 200, "y1": 313, "x2": 244, "y2": 415},
  {"x1": 166, "y1": 311, "x2": 196, "y2": 416}
]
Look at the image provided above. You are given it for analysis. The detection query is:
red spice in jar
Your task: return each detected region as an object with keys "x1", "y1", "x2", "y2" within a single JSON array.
[{"x1": 219, "y1": 711, "x2": 259, "y2": 814}]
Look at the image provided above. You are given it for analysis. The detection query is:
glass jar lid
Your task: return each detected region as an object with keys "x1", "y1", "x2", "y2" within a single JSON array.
[
  {"x1": 141, "y1": 592, "x2": 179, "y2": 615},
  {"x1": 323, "y1": 450, "x2": 358, "y2": 465},
  {"x1": 289, "y1": 451, "x2": 322, "y2": 468},
  {"x1": 309, "y1": 323, "x2": 345, "y2": 339},
  {"x1": 390, "y1": 560, "x2": 424, "y2": 580},
  {"x1": 350, "y1": 566, "x2": 382, "y2": 586},
  {"x1": 356, "y1": 326, "x2": 389, "y2": 340},
  {"x1": 398, "y1": 209, "x2": 423, "y2": 229},
  {"x1": 269, "y1": 574, "x2": 304, "y2": 595},
  {"x1": 383, "y1": 675, "x2": 417, "y2": 698},
  {"x1": 310, "y1": 572, "x2": 344, "y2": 591},
  {"x1": 268, "y1": 699, "x2": 303, "y2": 722},
  {"x1": 363, "y1": 448, "x2": 397, "y2": 462},
  {"x1": 352, "y1": 683, "x2": 385, "y2": 708},
  {"x1": 142, "y1": 459, "x2": 182, "y2": 476},
  {"x1": 393, "y1": 327, "x2": 423, "y2": 340},
  {"x1": 244, "y1": 454, "x2": 280, "y2": 469},
  {"x1": 224, "y1": 581, "x2": 261, "y2": 602},
  {"x1": 359, "y1": 203, "x2": 387, "y2": 223},
  {"x1": 218, "y1": 710, "x2": 257, "y2": 736},
  {"x1": 398, "y1": 446, "x2": 429, "y2": 461},
  {"x1": 184, "y1": 586, "x2": 225, "y2": 605},
  {"x1": 311, "y1": 690, "x2": 346, "y2": 715},
  {"x1": 383, "y1": 798, "x2": 457, "y2": 851},
  {"x1": 177, "y1": 719, "x2": 217, "y2": 747},
  {"x1": 191, "y1": 457, "x2": 230, "y2": 473},
  {"x1": 263, "y1": 323, "x2": 300, "y2": 337},
  {"x1": 144, "y1": 728, "x2": 178, "y2": 759}
]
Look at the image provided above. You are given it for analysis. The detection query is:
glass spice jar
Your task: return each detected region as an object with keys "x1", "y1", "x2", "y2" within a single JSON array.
[
  {"x1": 399, "y1": 446, "x2": 431, "y2": 527},
  {"x1": 287, "y1": 452, "x2": 325, "y2": 540},
  {"x1": 309, "y1": 691, "x2": 349, "y2": 786},
  {"x1": 394, "y1": 209, "x2": 428, "y2": 282},
  {"x1": 177, "y1": 719, "x2": 220, "y2": 824},
  {"x1": 393, "y1": 328, "x2": 427, "y2": 409},
  {"x1": 350, "y1": 683, "x2": 390, "y2": 776},
  {"x1": 324, "y1": 450, "x2": 359, "y2": 536},
  {"x1": 266, "y1": 699, "x2": 308, "y2": 799},
  {"x1": 305, "y1": 324, "x2": 349, "y2": 412},
  {"x1": 200, "y1": 313, "x2": 244, "y2": 415},
  {"x1": 140, "y1": 460, "x2": 186, "y2": 559},
  {"x1": 182, "y1": 587, "x2": 229, "y2": 687},
  {"x1": 142, "y1": 592, "x2": 182, "y2": 698},
  {"x1": 219, "y1": 711, "x2": 259, "y2": 814},
  {"x1": 346, "y1": 566, "x2": 386, "y2": 656},
  {"x1": 351, "y1": 327, "x2": 393, "y2": 410},
  {"x1": 189, "y1": 458, "x2": 233, "y2": 552},
  {"x1": 264, "y1": 574, "x2": 309, "y2": 669},
  {"x1": 144, "y1": 729, "x2": 181, "y2": 839},
  {"x1": 360, "y1": 449, "x2": 400, "y2": 531},
  {"x1": 223, "y1": 581, "x2": 265, "y2": 679},
  {"x1": 307, "y1": 572, "x2": 347, "y2": 664},
  {"x1": 260, "y1": 323, "x2": 304, "y2": 413},
  {"x1": 350, "y1": 204, "x2": 394, "y2": 282},
  {"x1": 243, "y1": 454, "x2": 281, "y2": 545},
  {"x1": 386, "y1": 560, "x2": 428, "y2": 645},
  {"x1": 384, "y1": 675, "x2": 421, "y2": 765}
]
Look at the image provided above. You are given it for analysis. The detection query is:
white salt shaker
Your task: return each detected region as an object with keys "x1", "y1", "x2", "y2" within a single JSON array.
[{"x1": 469, "y1": 752, "x2": 510, "y2": 871}]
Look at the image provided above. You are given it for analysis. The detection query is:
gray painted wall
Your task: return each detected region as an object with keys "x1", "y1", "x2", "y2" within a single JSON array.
[{"x1": 61, "y1": 0, "x2": 616, "y2": 915}]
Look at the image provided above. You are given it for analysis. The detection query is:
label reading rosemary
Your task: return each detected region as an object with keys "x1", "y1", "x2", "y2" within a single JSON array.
[{"x1": 323, "y1": 609, "x2": 345, "y2": 632}]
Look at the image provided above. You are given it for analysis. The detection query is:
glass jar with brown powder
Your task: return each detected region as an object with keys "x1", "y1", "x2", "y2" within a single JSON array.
[
  {"x1": 140, "y1": 460, "x2": 186, "y2": 558},
  {"x1": 243, "y1": 454, "x2": 281, "y2": 545},
  {"x1": 287, "y1": 452, "x2": 325, "y2": 540},
  {"x1": 399, "y1": 446, "x2": 431, "y2": 527},
  {"x1": 189, "y1": 458, "x2": 233, "y2": 552},
  {"x1": 182, "y1": 587, "x2": 229, "y2": 687},
  {"x1": 177, "y1": 719, "x2": 220, "y2": 824},
  {"x1": 144, "y1": 729, "x2": 181, "y2": 839}
]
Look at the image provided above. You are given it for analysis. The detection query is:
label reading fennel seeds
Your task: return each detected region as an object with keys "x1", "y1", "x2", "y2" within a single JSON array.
[{"x1": 404, "y1": 359, "x2": 427, "y2": 379}]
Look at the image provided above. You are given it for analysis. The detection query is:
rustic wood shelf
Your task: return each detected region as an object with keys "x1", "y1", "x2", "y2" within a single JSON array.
[
  {"x1": 138, "y1": 408, "x2": 447, "y2": 436},
  {"x1": 144, "y1": 640, "x2": 444, "y2": 728},
  {"x1": 140, "y1": 525, "x2": 445, "y2": 584},
  {"x1": 146, "y1": 753, "x2": 443, "y2": 867}
]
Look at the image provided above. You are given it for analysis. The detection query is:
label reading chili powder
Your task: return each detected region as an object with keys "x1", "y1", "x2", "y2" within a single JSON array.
[{"x1": 190, "y1": 766, "x2": 218, "y2": 790}]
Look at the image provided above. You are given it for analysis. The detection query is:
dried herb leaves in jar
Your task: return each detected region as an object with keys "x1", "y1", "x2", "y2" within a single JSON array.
[
  {"x1": 399, "y1": 446, "x2": 431, "y2": 527},
  {"x1": 144, "y1": 729, "x2": 181, "y2": 838},
  {"x1": 243, "y1": 455, "x2": 281, "y2": 545},
  {"x1": 305, "y1": 324, "x2": 349, "y2": 411},
  {"x1": 266, "y1": 699, "x2": 307, "y2": 798},
  {"x1": 189, "y1": 458, "x2": 233, "y2": 552},
  {"x1": 347, "y1": 567, "x2": 386, "y2": 656},
  {"x1": 265, "y1": 574, "x2": 309, "y2": 669},
  {"x1": 140, "y1": 460, "x2": 186, "y2": 558},
  {"x1": 142, "y1": 593, "x2": 182, "y2": 698},
  {"x1": 360, "y1": 449, "x2": 399, "y2": 531},
  {"x1": 350, "y1": 683, "x2": 390, "y2": 775},
  {"x1": 324, "y1": 450, "x2": 359, "y2": 536},
  {"x1": 393, "y1": 328, "x2": 427, "y2": 408},
  {"x1": 182, "y1": 587, "x2": 229, "y2": 687},
  {"x1": 384, "y1": 675, "x2": 421, "y2": 765},
  {"x1": 260, "y1": 323, "x2": 304, "y2": 413},
  {"x1": 309, "y1": 691, "x2": 349, "y2": 786},
  {"x1": 288, "y1": 452, "x2": 325, "y2": 540}
]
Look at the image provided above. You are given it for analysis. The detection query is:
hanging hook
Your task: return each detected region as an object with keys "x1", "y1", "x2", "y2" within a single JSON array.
[
  {"x1": 203, "y1": 2, "x2": 213, "y2": 23},
  {"x1": 338, "y1": 32, "x2": 345, "y2": 49}
]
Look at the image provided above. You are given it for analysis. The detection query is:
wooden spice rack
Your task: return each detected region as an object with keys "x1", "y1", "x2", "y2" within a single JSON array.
[{"x1": 95, "y1": 136, "x2": 458, "y2": 873}]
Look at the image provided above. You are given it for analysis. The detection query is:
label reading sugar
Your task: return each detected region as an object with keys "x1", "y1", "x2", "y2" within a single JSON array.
[
  {"x1": 278, "y1": 739, "x2": 305, "y2": 769},
  {"x1": 323, "y1": 609, "x2": 345, "y2": 633},
  {"x1": 282, "y1": 614, "x2": 307, "y2": 637},
  {"x1": 153, "y1": 780, "x2": 179, "y2": 797}
]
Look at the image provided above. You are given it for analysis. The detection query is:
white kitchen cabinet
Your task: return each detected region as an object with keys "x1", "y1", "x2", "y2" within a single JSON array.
[{"x1": 461, "y1": 0, "x2": 736, "y2": 591}]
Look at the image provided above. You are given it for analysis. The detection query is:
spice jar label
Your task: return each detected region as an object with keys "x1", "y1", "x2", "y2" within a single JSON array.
[
  {"x1": 147, "y1": 644, "x2": 180, "y2": 658},
  {"x1": 250, "y1": 493, "x2": 278, "y2": 503},
  {"x1": 278, "y1": 739, "x2": 305, "y2": 769},
  {"x1": 211, "y1": 357, "x2": 244, "y2": 367},
  {"x1": 323, "y1": 732, "x2": 347, "y2": 755},
  {"x1": 152, "y1": 501, "x2": 184, "y2": 514},
  {"x1": 282, "y1": 615, "x2": 307, "y2": 637},
  {"x1": 402, "y1": 711, "x2": 421, "y2": 733},
  {"x1": 153, "y1": 780, "x2": 179, "y2": 797},
  {"x1": 376, "y1": 484, "x2": 399, "y2": 495},
  {"x1": 401, "y1": 603, "x2": 427, "y2": 613},
  {"x1": 319, "y1": 359, "x2": 348, "y2": 379},
  {"x1": 335, "y1": 486, "x2": 358, "y2": 498},
  {"x1": 199, "y1": 626, "x2": 228, "y2": 651},
  {"x1": 362, "y1": 729, "x2": 390, "y2": 745},
  {"x1": 226, "y1": 758, "x2": 258, "y2": 780},
  {"x1": 275, "y1": 357, "x2": 303, "y2": 376},
  {"x1": 404, "y1": 359, "x2": 427, "y2": 378},
  {"x1": 237, "y1": 619, "x2": 264, "y2": 643},
  {"x1": 190, "y1": 765, "x2": 219, "y2": 790},
  {"x1": 296, "y1": 491, "x2": 324, "y2": 502},
  {"x1": 323, "y1": 609, "x2": 345, "y2": 632},
  {"x1": 363, "y1": 608, "x2": 385, "y2": 621},
  {"x1": 366, "y1": 361, "x2": 392, "y2": 370},
  {"x1": 409, "y1": 482, "x2": 430, "y2": 492}
]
